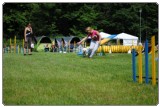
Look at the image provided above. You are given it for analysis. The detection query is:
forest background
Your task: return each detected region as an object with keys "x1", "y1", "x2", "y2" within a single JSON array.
[{"x1": 3, "y1": 3, "x2": 158, "y2": 44}]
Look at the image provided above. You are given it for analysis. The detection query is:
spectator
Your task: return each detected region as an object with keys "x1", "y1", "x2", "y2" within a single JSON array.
[
  {"x1": 24, "y1": 23, "x2": 33, "y2": 55},
  {"x1": 45, "y1": 44, "x2": 49, "y2": 52}
]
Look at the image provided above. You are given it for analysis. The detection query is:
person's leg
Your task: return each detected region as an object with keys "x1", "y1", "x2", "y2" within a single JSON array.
[
  {"x1": 89, "y1": 41, "x2": 99, "y2": 58},
  {"x1": 88, "y1": 40, "x2": 95, "y2": 57},
  {"x1": 28, "y1": 37, "x2": 32, "y2": 55},
  {"x1": 24, "y1": 44, "x2": 27, "y2": 55},
  {"x1": 24, "y1": 38, "x2": 28, "y2": 55}
]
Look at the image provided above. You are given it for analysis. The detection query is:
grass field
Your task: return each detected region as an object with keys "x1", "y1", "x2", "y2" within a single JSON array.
[{"x1": 3, "y1": 52, "x2": 158, "y2": 105}]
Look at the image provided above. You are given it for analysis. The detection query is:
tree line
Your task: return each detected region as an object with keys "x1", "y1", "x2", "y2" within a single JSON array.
[{"x1": 3, "y1": 3, "x2": 158, "y2": 43}]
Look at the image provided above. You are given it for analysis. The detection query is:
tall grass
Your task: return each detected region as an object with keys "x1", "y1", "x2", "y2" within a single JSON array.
[{"x1": 3, "y1": 52, "x2": 158, "y2": 105}]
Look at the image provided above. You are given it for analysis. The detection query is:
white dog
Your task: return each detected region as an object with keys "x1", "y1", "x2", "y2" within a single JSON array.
[{"x1": 82, "y1": 47, "x2": 90, "y2": 57}]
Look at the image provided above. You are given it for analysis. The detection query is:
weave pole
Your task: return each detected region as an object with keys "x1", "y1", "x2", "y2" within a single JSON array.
[
  {"x1": 132, "y1": 49, "x2": 136, "y2": 82},
  {"x1": 138, "y1": 46, "x2": 143, "y2": 83},
  {"x1": 145, "y1": 39, "x2": 149, "y2": 84},
  {"x1": 151, "y1": 36, "x2": 156, "y2": 86}
]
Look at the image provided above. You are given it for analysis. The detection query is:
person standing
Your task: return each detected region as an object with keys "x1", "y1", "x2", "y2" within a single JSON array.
[
  {"x1": 77, "y1": 27, "x2": 101, "y2": 58},
  {"x1": 24, "y1": 23, "x2": 33, "y2": 55}
]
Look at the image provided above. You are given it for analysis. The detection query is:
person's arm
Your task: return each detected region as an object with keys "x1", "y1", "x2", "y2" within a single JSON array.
[
  {"x1": 77, "y1": 37, "x2": 88, "y2": 45},
  {"x1": 24, "y1": 27, "x2": 27, "y2": 42}
]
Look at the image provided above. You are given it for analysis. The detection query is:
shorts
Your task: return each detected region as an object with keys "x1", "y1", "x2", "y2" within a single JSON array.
[{"x1": 24, "y1": 36, "x2": 32, "y2": 49}]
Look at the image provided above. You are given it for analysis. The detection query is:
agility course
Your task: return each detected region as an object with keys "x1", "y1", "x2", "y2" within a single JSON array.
[
  {"x1": 132, "y1": 36, "x2": 158, "y2": 86},
  {"x1": 3, "y1": 34, "x2": 155, "y2": 54},
  {"x1": 3, "y1": 35, "x2": 158, "y2": 105}
]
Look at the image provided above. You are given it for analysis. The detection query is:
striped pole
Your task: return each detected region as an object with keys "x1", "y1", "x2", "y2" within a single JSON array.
[
  {"x1": 145, "y1": 39, "x2": 149, "y2": 84},
  {"x1": 132, "y1": 49, "x2": 136, "y2": 82},
  {"x1": 138, "y1": 46, "x2": 143, "y2": 84},
  {"x1": 151, "y1": 36, "x2": 156, "y2": 86}
]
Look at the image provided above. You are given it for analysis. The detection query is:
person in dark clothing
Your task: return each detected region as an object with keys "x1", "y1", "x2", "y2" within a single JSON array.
[{"x1": 24, "y1": 23, "x2": 33, "y2": 55}]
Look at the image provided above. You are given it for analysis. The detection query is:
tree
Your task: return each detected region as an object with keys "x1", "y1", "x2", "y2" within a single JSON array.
[{"x1": 3, "y1": 3, "x2": 158, "y2": 43}]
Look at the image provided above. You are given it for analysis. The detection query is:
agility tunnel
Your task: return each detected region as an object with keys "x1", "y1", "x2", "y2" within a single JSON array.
[
  {"x1": 97, "y1": 44, "x2": 157, "y2": 53},
  {"x1": 97, "y1": 45, "x2": 140, "y2": 53}
]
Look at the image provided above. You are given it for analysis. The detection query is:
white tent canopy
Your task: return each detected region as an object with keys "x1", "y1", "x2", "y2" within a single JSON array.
[
  {"x1": 100, "y1": 32, "x2": 138, "y2": 46},
  {"x1": 114, "y1": 33, "x2": 138, "y2": 40},
  {"x1": 114, "y1": 33, "x2": 138, "y2": 46}
]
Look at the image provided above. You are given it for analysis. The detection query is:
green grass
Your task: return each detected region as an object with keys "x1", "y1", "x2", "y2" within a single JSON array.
[{"x1": 3, "y1": 52, "x2": 158, "y2": 105}]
